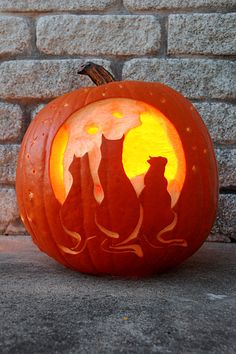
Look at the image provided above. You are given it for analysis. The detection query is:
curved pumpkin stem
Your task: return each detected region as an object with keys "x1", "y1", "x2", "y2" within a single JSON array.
[{"x1": 78, "y1": 62, "x2": 116, "y2": 86}]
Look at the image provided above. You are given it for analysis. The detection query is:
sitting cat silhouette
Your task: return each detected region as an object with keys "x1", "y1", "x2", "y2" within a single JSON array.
[
  {"x1": 60, "y1": 153, "x2": 97, "y2": 246},
  {"x1": 139, "y1": 156, "x2": 174, "y2": 237},
  {"x1": 96, "y1": 135, "x2": 140, "y2": 242}
]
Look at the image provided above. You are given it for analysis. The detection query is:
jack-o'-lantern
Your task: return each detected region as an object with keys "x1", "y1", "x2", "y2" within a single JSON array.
[{"x1": 16, "y1": 63, "x2": 218, "y2": 276}]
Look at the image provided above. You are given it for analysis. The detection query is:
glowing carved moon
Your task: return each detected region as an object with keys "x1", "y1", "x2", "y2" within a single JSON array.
[{"x1": 50, "y1": 98, "x2": 186, "y2": 207}]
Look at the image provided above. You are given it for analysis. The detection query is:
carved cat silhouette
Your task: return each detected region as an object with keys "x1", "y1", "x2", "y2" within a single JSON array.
[
  {"x1": 60, "y1": 153, "x2": 97, "y2": 252},
  {"x1": 96, "y1": 135, "x2": 140, "y2": 243},
  {"x1": 139, "y1": 156, "x2": 175, "y2": 238}
]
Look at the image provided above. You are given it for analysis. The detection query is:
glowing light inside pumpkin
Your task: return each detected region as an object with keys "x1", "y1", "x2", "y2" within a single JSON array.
[
  {"x1": 49, "y1": 98, "x2": 186, "y2": 207},
  {"x1": 122, "y1": 108, "x2": 186, "y2": 206},
  {"x1": 50, "y1": 125, "x2": 68, "y2": 204},
  {"x1": 112, "y1": 111, "x2": 124, "y2": 119},
  {"x1": 86, "y1": 124, "x2": 99, "y2": 135}
]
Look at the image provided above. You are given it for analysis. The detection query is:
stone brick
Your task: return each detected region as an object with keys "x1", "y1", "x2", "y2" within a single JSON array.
[
  {"x1": 124, "y1": 0, "x2": 236, "y2": 11},
  {"x1": 168, "y1": 14, "x2": 236, "y2": 56},
  {"x1": 0, "y1": 0, "x2": 117, "y2": 12},
  {"x1": 0, "y1": 103, "x2": 23, "y2": 142},
  {"x1": 36, "y1": 15, "x2": 161, "y2": 56},
  {"x1": 210, "y1": 194, "x2": 236, "y2": 241},
  {"x1": 0, "y1": 16, "x2": 31, "y2": 58},
  {"x1": 215, "y1": 148, "x2": 236, "y2": 188},
  {"x1": 0, "y1": 188, "x2": 18, "y2": 234},
  {"x1": 122, "y1": 59, "x2": 236, "y2": 99},
  {"x1": 0, "y1": 145, "x2": 20, "y2": 185},
  {"x1": 0, "y1": 59, "x2": 112, "y2": 100},
  {"x1": 4, "y1": 219, "x2": 27, "y2": 235},
  {"x1": 194, "y1": 102, "x2": 236, "y2": 144},
  {"x1": 31, "y1": 104, "x2": 46, "y2": 121},
  {"x1": 207, "y1": 233, "x2": 231, "y2": 243}
]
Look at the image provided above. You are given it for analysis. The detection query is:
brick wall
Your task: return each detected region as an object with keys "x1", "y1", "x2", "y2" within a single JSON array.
[{"x1": 0, "y1": 0, "x2": 235, "y2": 241}]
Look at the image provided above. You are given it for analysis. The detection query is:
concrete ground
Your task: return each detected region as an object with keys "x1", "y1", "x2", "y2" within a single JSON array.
[{"x1": 0, "y1": 237, "x2": 235, "y2": 354}]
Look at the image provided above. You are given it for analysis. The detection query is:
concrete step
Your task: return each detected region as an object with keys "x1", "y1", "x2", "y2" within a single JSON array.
[{"x1": 0, "y1": 237, "x2": 235, "y2": 354}]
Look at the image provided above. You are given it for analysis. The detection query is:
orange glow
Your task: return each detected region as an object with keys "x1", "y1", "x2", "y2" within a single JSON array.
[
  {"x1": 49, "y1": 98, "x2": 186, "y2": 207},
  {"x1": 50, "y1": 125, "x2": 69, "y2": 204}
]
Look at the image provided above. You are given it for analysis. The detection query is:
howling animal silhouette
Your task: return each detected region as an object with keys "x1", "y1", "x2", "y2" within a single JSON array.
[
  {"x1": 96, "y1": 135, "x2": 140, "y2": 243},
  {"x1": 139, "y1": 156, "x2": 175, "y2": 238}
]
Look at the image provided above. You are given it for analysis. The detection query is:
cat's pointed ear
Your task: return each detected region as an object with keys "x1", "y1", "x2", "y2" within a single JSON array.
[
  {"x1": 160, "y1": 157, "x2": 168, "y2": 166},
  {"x1": 69, "y1": 154, "x2": 77, "y2": 172},
  {"x1": 147, "y1": 156, "x2": 153, "y2": 164}
]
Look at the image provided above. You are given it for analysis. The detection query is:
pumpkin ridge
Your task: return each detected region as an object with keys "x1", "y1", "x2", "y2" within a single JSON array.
[
  {"x1": 18, "y1": 142, "x2": 38, "y2": 244},
  {"x1": 41, "y1": 110, "x2": 72, "y2": 266}
]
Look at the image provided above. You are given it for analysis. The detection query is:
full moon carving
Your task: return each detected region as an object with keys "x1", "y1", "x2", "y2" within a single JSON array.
[{"x1": 50, "y1": 98, "x2": 186, "y2": 208}]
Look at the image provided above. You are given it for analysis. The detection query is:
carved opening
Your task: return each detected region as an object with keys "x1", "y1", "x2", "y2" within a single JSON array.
[{"x1": 49, "y1": 98, "x2": 187, "y2": 255}]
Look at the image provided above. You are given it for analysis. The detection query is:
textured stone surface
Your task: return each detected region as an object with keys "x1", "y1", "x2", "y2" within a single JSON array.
[
  {"x1": 0, "y1": 0, "x2": 117, "y2": 12},
  {"x1": 122, "y1": 59, "x2": 236, "y2": 99},
  {"x1": 4, "y1": 219, "x2": 27, "y2": 235},
  {"x1": 0, "y1": 59, "x2": 112, "y2": 100},
  {"x1": 168, "y1": 13, "x2": 236, "y2": 56},
  {"x1": 194, "y1": 102, "x2": 236, "y2": 144},
  {"x1": 0, "y1": 188, "x2": 18, "y2": 233},
  {"x1": 0, "y1": 16, "x2": 31, "y2": 58},
  {"x1": 0, "y1": 239, "x2": 236, "y2": 353},
  {"x1": 211, "y1": 194, "x2": 236, "y2": 241},
  {"x1": 36, "y1": 15, "x2": 161, "y2": 56},
  {"x1": 216, "y1": 148, "x2": 236, "y2": 188},
  {"x1": 31, "y1": 104, "x2": 46, "y2": 121},
  {"x1": 124, "y1": 0, "x2": 236, "y2": 11},
  {"x1": 0, "y1": 2, "x2": 235, "y2": 241},
  {"x1": 207, "y1": 233, "x2": 231, "y2": 243},
  {"x1": 0, "y1": 145, "x2": 19, "y2": 184},
  {"x1": 0, "y1": 103, "x2": 23, "y2": 142}
]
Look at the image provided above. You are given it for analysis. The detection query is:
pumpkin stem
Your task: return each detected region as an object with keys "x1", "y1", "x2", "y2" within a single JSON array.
[{"x1": 78, "y1": 62, "x2": 116, "y2": 86}]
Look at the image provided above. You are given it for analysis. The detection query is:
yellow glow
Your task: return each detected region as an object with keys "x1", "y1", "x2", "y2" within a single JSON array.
[
  {"x1": 49, "y1": 98, "x2": 186, "y2": 207},
  {"x1": 123, "y1": 108, "x2": 186, "y2": 206},
  {"x1": 112, "y1": 111, "x2": 124, "y2": 119},
  {"x1": 86, "y1": 124, "x2": 99, "y2": 135},
  {"x1": 50, "y1": 125, "x2": 69, "y2": 204}
]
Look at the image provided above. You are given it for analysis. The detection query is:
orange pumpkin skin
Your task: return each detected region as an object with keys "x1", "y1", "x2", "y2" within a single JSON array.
[{"x1": 16, "y1": 81, "x2": 218, "y2": 276}]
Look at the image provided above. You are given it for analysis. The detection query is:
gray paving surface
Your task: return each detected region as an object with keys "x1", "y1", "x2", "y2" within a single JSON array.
[{"x1": 0, "y1": 237, "x2": 235, "y2": 354}]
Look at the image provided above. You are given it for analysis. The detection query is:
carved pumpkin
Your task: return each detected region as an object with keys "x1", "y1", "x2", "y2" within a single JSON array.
[{"x1": 16, "y1": 63, "x2": 218, "y2": 276}]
